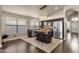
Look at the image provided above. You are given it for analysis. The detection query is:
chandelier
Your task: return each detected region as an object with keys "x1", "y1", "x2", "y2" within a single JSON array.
[{"x1": 40, "y1": 15, "x2": 47, "y2": 21}]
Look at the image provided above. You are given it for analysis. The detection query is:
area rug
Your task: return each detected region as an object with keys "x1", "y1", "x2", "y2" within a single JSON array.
[{"x1": 21, "y1": 37, "x2": 63, "y2": 53}]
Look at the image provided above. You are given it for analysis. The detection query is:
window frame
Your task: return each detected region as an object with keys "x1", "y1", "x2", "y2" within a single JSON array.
[{"x1": 5, "y1": 16, "x2": 27, "y2": 35}]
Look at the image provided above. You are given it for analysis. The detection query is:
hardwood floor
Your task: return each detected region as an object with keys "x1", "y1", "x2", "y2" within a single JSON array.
[
  {"x1": 0, "y1": 33, "x2": 79, "y2": 53},
  {"x1": 53, "y1": 33, "x2": 79, "y2": 53},
  {"x1": 0, "y1": 39, "x2": 45, "y2": 53}
]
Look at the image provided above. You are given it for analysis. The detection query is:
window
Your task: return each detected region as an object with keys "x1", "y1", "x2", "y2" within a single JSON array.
[
  {"x1": 5, "y1": 17, "x2": 17, "y2": 25},
  {"x1": 31, "y1": 19, "x2": 39, "y2": 29},
  {"x1": 5, "y1": 17, "x2": 17, "y2": 34},
  {"x1": 18, "y1": 19, "x2": 26, "y2": 33},
  {"x1": 5, "y1": 16, "x2": 26, "y2": 35}
]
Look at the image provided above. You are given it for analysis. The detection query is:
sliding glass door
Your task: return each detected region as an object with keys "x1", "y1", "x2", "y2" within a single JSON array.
[{"x1": 53, "y1": 20, "x2": 63, "y2": 39}]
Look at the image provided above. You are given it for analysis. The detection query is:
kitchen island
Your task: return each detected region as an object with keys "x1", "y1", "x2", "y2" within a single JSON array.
[{"x1": 35, "y1": 28, "x2": 53, "y2": 44}]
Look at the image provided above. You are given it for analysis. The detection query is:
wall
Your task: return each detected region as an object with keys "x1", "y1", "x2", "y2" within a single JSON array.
[
  {"x1": 0, "y1": 6, "x2": 2, "y2": 48},
  {"x1": 0, "y1": 6, "x2": 2, "y2": 33}
]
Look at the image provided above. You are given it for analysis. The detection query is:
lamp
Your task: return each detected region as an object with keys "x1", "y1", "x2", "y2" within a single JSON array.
[{"x1": 40, "y1": 15, "x2": 47, "y2": 21}]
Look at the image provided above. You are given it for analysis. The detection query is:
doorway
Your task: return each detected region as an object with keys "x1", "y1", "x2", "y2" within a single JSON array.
[
  {"x1": 66, "y1": 10, "x2": 79, "y2": 52},
  {"x1": 67, "y1": 11, "x2": 78, "y2": 40}
]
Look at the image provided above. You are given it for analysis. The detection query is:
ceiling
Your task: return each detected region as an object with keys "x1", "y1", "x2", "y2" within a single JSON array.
[{"x1": 1, "y1": 5, "x2": 65, "y2": 18}]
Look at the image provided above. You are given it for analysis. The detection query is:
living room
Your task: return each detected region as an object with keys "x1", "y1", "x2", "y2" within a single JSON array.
[{"x1": 0, "y1": 5, "x2": 79, "y2": 53}]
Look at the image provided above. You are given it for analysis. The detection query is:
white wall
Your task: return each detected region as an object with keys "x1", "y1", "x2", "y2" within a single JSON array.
[
  {"x1": 0, "y1": 6, "x2": 2, "y2": 48},
  {"x1": 0, "y1": 6, "x2": 2, "y2": 34}
]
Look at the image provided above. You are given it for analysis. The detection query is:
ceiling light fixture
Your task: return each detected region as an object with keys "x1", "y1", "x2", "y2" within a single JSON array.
[
  {"x1": 40, "y1": 15, "x2": 47, "y2": 21},
  {"x1": 40, "y1": 5, "x2": 47, "y2": 10},
  {"x1": 71, "y1": 17, "x2": 78, "y2": 22}
]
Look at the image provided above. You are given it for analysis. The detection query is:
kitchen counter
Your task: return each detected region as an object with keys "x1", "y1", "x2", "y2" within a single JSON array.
[{"x1": 35, "y1": 29, "x2": 53, "y2": 43}]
